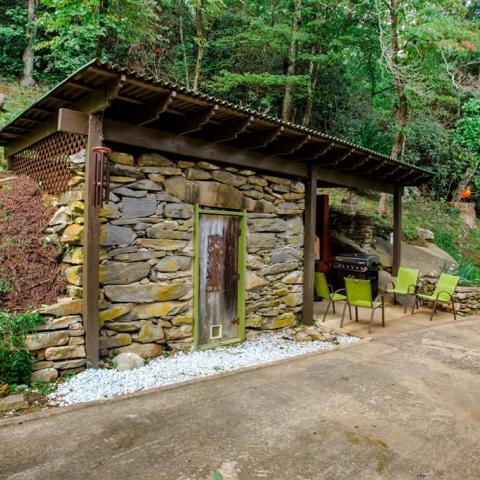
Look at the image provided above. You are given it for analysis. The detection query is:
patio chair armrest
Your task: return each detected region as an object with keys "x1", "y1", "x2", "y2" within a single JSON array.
[
  {"x1": 373, "y1": 294, "x2": 384, "y2": 307},
  {"x1": 386, "y1": 280, "x2": 396, "y2": 290},
  {"x1": 435, "y1": 290, "x2": 453, "y2": 301},
  {"x1": 407, "y1": 284, "x2": 418, "y2": 295},
  {"x1": 328, "y1": 284, "x2": 334, "y2": 294},
  {"x1": 334, "y1": 288, "x2": 346, "y2": 295}
]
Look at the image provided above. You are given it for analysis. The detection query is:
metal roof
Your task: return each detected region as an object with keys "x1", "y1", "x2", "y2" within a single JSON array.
[{"x1": 0, "y1": 59, "x2": 433, "y2": 186}]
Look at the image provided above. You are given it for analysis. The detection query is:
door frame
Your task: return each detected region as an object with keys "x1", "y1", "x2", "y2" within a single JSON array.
[{"x1": 193, "y1": 205, "x2": 247, "y2": 350}]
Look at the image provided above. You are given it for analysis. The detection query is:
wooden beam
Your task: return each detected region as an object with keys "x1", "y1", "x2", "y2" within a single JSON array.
[
  {"x1": 75, "y1": 75, "x2": 126, "y2": 114},
  {"x1": 58, "y1": 108, "x2": 89, "y2": 135},
  {"x1": 263, "y1": 134, "x2": 310, "y2": 155},
  {"x1": 211, "y1": 116, "x2": 253, "y2": 143},
  {"x1": 133, "y1": 91, "x2": 176, "y2": 126},
  {"x1": 315, "y1": 166, "x2": 395, "y2": 194},
  {"x1": 65, "y1": 80, "x2": 95, "y2": 92},
  {"x1": 169, "y1": 105, "x2": 218, "y2": 134},
  {"x1": 238, "y1": 126, "x2": 284, "y2": 149},
  {"x1": 4, "y1": 116, "x2": 58, "y2": 157},
  {"x1": 83, "y1": 114, "x2": 101, "y2": 368},
  {"x1": 103, "y1": 118, "x2": 306, "y2": 177},
  {"x1": 302, "y1": 164, "x2": 318, "y2": 325},
  {"x1": 298, "y1": 142, "x2": 334, "y2": 162},
  {"x1": 392, "y1": 185, "x2": 402, "y2": 276}
]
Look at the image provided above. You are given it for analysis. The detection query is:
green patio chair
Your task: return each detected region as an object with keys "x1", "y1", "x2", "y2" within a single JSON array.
[
  {"x1": 386, "y1": 267, "x2": 419, "y2": 313},
  {"x1": 414, "y1": 273, "x2": 459, "y2": 321},
  {"x1": 341, "y1": 278, "x2": 385, "y2": 334},
  {"x1": 315, "y1": 272, "x2": 349, "y2": 323}
]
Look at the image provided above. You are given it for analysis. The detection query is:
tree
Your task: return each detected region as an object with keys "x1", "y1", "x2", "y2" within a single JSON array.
[{"x1": 21, "y1": 0, "x2": 37, "y2": 86}]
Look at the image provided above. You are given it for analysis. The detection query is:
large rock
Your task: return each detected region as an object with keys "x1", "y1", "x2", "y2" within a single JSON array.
[
  {"x1": 99, "y1": 261, "x2": 150, "y2": 285},
  {"x1": 99, "y1": 334, "x2": 132, "y2": 349},
  {"x1": 49, "y1": 206, "x2": 71, "y2": 227},
  {"x1": 60, "y1": 224, "x2": 83, "y2": 244},
  {"x1": 246, "y1": 271, "x2": 268, "y2": 291},
  {"x1": 101, "y1": 224, "x2": 136, "y2": 247},
  {"x1": 99, "y1": 304, "x2": 135, "y2": 323},
  {"x1": 45, "y1": 345, "x2": 86, "y2": 360},
  {"x1": 0, "y1": 394, "x2": 28, "y2": 412},
  {"x1": 104, "y1": 282, "x2": 191, "y2": 303},
  {"x1": 127, "y1": 179, "x2": 163, "y2": 191},
  {"x1": 114, "y1": 187, "x2": 146, "y2": 198},
  {"x1": 138, "y1": 321, "x2": 165, "y2": 343},
  {"x1": 248, "y1": 233, "x2": 277, "y2": 249},
  {"x1": 39, "y1": 299, "x2": 82, "y2": 316},
  {"x1": 116, "y1": 342, "x2": 164, "y2": 358},
  {"x1": 187, "y1": 167, "x2": 211, "y2": 180},
  {"x1": 146, "y1": 224, "x2": 191, "y2": 240},
  {"x1": 261, "y1": 312, "x2": 296, "y2": 329},
  {"x1": 260, "y1": 262, "x2": 298, "y2": 276},
  {"x1": 124, "y1": 301, "x2": 188, "y2": 320},
  {"x1": 155, "y1": 256, "x2": 192, "y2": 272},
  {"x1": 106, "y1": 321, "x2": 141, "y2": 332},
  {"x1": 137, "y1": 153, "x2": 173, "y2": 167},
  {"x1": 114, "y1": 352, "x2": 144, "y2": 371},
  {"x1": 164, "y1": 203, "x2": 194, "y2": 219},
  {"x1": 109, "y1": 152, "x2": 134, "y2": 166},
  {"x1": 25, "y1": 331, "x2": 69, "y2": 351},
  {"x1": 122, "y1": 195, "x2": 157, "y2": 218},
  {"x1": 211, "y1": 170, "x2": 247, "y2": 187},
  {"x1": 31, "y1": 368, "x2": 58, "y2": 383},
  {"x1": 375, "y1": 237, "x2": 457, "y2": 274},
  {"x1": 37, "y1": 315, "x2": 82, "y2": 331},
  {"x1": 249, "y1": 218, "x2": 287, "y2": 233},
  {"x1": 164, "y1": 325, "x2": 192, "y2": 341},
  {"x1": 137, "y1": 238, "x2": 187, "y2": 251}
]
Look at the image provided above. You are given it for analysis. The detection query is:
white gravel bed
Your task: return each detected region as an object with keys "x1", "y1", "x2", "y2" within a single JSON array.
[{"x1": 50, "y1": 332, "x2": 360, "y2": 406}]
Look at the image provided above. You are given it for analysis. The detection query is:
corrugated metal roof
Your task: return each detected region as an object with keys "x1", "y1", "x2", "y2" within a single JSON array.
[{"x1": 0, "y1": 59, "x2": 433, "y2": 184}]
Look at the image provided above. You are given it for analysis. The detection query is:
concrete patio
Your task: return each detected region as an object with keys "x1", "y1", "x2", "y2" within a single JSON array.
[
  {"x1": 1, "y1": 312, "x2": 480, "y2": 479},
  {"x1": 315, "y1": 299, "x2": 457, "y2": 338}
]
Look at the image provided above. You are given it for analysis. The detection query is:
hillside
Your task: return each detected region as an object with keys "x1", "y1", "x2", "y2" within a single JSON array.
[{"x1": 326, "y1": 188, "x2": 480, "y2": 286}]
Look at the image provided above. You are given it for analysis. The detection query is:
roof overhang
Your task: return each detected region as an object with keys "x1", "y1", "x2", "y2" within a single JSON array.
[{"x1": 0, "y1": 59, "x2": 434, "y2": 192}]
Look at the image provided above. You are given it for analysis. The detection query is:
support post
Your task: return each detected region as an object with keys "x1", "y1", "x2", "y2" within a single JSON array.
[
  {"x1": 302, "y1": 164, "x2": 318, "y2": 325},
  {"x1": 392, "y1": 185, "x2": 403, "y2": 276},
  {"x1": 83, "y1": 114, "x2": 102, "y2": 367}
]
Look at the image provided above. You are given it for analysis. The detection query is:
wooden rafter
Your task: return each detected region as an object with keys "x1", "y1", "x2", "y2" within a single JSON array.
[
  {"x1": 211, "y1": 116, "x2": 253, "y2": 143},
  {"x1": 238, "y1": 126, "x2": 284, "y2": 149},
  {"x1": 169, "y1": 105, "x2": 218, "y2": 135},
  {"x1": 133, "y1": 91, "x2": 177, "y2": 126},
  {"x1": 262, "y1": 134, "x2": 310, "y2": 155},
  {"x1": 338, "y1": 154, "x2": 371, "y2": 171}
]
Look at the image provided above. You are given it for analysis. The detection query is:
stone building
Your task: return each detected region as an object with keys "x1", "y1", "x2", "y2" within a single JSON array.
[{"x1": 0, "y1": 60, "x2": 432, "y2": 376}]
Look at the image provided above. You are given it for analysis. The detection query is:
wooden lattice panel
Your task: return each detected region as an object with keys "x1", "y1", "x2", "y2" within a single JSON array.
[{"x1": 10, "y1": 132, "x2": 87, "y2": 194}]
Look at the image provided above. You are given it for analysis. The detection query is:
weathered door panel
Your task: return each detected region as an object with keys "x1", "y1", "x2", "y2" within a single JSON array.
[{"x1": 198, "y1": 214, "x2": 241, "y2": 346}]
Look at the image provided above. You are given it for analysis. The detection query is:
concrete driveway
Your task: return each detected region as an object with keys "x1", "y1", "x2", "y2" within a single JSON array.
[{"x1": 1, "y1": 318, "x2": 480, "y2": 480}]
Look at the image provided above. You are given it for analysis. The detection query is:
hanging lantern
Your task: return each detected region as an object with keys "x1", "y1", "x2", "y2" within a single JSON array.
[{"x1": 91, "y1": 143, "x2": 112, "y2": 208}]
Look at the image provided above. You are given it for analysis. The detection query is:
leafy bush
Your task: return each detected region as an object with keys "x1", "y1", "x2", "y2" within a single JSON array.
[{"x1": 0, "y1": 311, "x2": 44, "y2": 385}]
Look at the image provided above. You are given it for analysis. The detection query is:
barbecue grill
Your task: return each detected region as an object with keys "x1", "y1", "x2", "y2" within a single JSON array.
[{"x1": 328, "y1": 253, "x2": 380, "y2": 297}]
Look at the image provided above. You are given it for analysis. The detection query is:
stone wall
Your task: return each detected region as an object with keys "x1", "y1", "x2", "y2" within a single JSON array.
[
  {"x1": 91, "y1": 151, "x2": 305, "y2": 360},
  {"x1": 420, "y1": 273, "x2": 480, "y2": 316},
  {"x1": 28, "y1": 149, "x2": 87, "y2": 381},
  {"x1": 330, "y1": 210, "x2": 376, "y2": 250}
]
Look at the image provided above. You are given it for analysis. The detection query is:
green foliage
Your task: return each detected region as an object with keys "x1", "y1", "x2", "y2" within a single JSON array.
[
  {"x1": 0, "y1": 5, "x2": 26, "y2": 79},
  {"x1": 30, "y1": 379, "x2": 56, "y2": 395},
  {"x1": 0, "y1": 311, "x2": 44, "y2": 385}
]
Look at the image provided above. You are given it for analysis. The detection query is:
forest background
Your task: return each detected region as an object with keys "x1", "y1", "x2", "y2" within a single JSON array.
[{"x1": 0, "y1": 0, "x2": 479, "y2": 203}]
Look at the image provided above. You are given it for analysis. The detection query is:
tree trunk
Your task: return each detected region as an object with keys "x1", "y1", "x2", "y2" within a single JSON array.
[
  {"x1": 281, "y1": 0, "x2": 301, "y2": 122},
  {"x1": 193, "y1": 0, "x2": 204, "y2": 93},
  {"x1": 21, "y1": 0, "x2": 37, "y2": 87},
  {"x1": 95, "y1": 0, "x2": 110, "y2": 58},
  {"x1": 179, "y1": 10, "x2": 190, "y2": 89},
  {"x1": 379, "y1": 0, "x2": 408, "y2": 217},
  {"x1": 453, "y1": 162, "x2": 479, "y2": 202},
  {"x1": 302, "y1": 47, "x2": 319, "y2": 126}
]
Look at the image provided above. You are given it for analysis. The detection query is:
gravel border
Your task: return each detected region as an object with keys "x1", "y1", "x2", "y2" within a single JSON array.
[{"x1": 50, "y1": 332, "x2": 360, "y2": 406}]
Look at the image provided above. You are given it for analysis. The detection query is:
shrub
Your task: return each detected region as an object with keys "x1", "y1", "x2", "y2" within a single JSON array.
[{"x1": 0, "y1": 311, "x2": 44, "y2": 385}]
